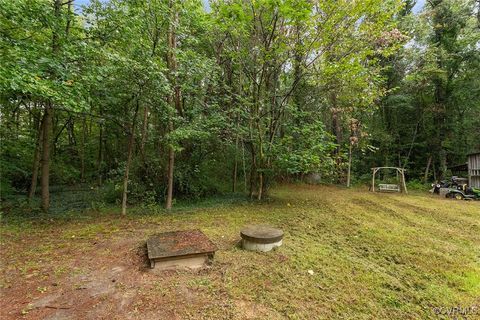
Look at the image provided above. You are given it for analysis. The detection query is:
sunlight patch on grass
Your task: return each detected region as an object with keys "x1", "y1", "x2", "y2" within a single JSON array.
[{"x1": 61, "y1": 222, "x2": 120, "y2": 240}]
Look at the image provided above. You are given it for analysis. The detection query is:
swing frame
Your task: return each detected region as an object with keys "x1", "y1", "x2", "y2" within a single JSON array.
[{"x1": 371, "y1": 167, "x2": 408, "y2": 194}]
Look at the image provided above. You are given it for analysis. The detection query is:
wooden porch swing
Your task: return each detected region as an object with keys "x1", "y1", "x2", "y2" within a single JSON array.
[{"x1": 371, "y1": 167, "x2": 408, "y2": 194}]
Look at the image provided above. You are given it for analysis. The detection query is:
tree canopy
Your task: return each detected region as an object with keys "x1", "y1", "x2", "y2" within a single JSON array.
[{"x1": 1, "y1": 0, "x2": 479, "y2": 212}]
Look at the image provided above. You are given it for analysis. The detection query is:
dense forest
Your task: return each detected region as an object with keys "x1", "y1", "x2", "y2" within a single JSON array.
[{"x1": 1, "y1": 0, "x2": 479, "y2": 213}]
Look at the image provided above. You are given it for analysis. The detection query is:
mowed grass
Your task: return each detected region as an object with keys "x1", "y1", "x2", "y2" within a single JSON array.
[{"x1": 1, "y1": 185, "x2": 479, "y2": 319}]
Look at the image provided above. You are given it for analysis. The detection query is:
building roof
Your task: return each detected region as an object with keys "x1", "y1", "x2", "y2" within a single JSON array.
[{"x1": 467, "y1": 151, "x2": 480, "y2": 156}]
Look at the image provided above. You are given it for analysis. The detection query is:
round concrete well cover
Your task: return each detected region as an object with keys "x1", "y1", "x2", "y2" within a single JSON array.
[{"x1": 240, "y1": 225, "x2": 284, "y2": 244}]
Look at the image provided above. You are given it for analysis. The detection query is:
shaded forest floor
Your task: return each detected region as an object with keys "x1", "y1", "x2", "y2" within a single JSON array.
[{"x1": 1, "y1": 185, "x2": 479, "y2": 319}]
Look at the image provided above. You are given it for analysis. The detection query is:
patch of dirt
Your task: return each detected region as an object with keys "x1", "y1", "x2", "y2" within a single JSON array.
[
  {"x1": 234, "y1": 300, "x2": 276, "y2": 319},
  {"x1": 0, "y1": 233, "x2": 214, "y2": 320}
]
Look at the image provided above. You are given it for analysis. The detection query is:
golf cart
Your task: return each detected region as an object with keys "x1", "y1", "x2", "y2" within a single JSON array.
[{"x1": 431, "y1": 176, "x2": 480, "y2": 200}]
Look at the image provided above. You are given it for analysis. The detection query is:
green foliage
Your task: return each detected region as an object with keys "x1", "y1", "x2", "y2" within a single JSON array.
[
  {"x1": 274, "y1": 120, "x2": 337, "y2": 175},
  {"x1": 1, "y1": 0, "x2": 478, "y2": 213},
  {"x1": 406, "y1": 179, "x2": 431, "y2": 191},
  {"x1": 363, "y1": 0, "x2": 480, "y2": 182}
]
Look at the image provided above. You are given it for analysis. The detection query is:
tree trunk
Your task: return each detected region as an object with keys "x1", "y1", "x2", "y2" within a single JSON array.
[
  {"x1": 401, "y1": 170, "x2": 408, "y2": 194},
  {"x1": 249, "y1": 144, "x2": 256, "y2": 199},
  {"x1": 371, "y1": 168, "x2": 376, "y2": 192},
  {"x1": 97, "y1": 119, "x2": 104, "y2": 186},
  {"x1": 232, "y1": 155, "x2": 238, "y2": 193},
  {"x1": 438, "y1": 149, "x2": 447, "y2": 180},
  {"x1": 257, "y1": 172, "x2": 263, "y2": 200},
  {"x1": 432, "y1": 0, "x2": 449, "y2": 181},
  {"x1": 97, "y1": 121, "x2": 104, "y2": 185},
  {"x1": 65, "y1": 0, "x2": 72, "y2": 35},
  {"x1": 40, "y1": 106, "x2": 53, "y2": 212},
  {"x1": 347, "y1": 144, "x2": 352, "y2": 188},
  {"x1": 165, "y1": 121, "x2": 175, "y2": 210},
  {"x1": 423, "y1": 155, "x2": 432, "y2": 183},
  {"x1": 476, "y1": 0, "x2": 480, "y2": 28},
  {"x1": 232, "y1": 125, "x2": 239, "y2": 193},
  {"x1": 39, "y1": 0, "x2": 62, "y2": 211},
  {"x1": 67, "y1": 117, "x2": 76, "y2": 150},
  {"x1": 121, "y1": 101, "x2": 140, "y2": 215},
  {"x1": 331, "y1": 107, "x2": 342, "y2": 152},
  {"x1": 80, "y1": 116, "x2": 86, "y2": 182},
  {"x1": 165, "y1": 0, "x2": 181, "y2": 210},
  {"x1": 293, "y1": 21, "x2": 304, "y2": 112},
  {"x1": 140, "y1": 106, "x2": 148, "y2": 159},
  {"x1": 242, "y1": 140, "x2": 247, "y2": 193},
  {"x1": 28, "y1": 114, "x2": 44, "y2": 201}
]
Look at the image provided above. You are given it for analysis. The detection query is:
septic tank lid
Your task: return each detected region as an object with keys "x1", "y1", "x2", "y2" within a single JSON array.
[{"x1": 240, "y1": 225, "x2": 284, "y2": 244}]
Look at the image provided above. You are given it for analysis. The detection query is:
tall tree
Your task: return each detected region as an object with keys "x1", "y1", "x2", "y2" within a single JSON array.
[{"x1": 165, "y1": 0, "x2": 181, "y2": 210}]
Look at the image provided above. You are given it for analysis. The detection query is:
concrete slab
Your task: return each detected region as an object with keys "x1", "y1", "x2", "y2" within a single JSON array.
[{"x1": 146, "y1": 230, "x2": 216, "y2": 270}]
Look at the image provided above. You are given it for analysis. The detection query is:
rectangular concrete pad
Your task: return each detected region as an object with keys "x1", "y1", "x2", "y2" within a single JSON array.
[
  {"x1": 147, "y1": 230, "x2": 217, "y2": 269},
  {"x1": 152, "y1": 255, "x2": 210, "y2": 270}
]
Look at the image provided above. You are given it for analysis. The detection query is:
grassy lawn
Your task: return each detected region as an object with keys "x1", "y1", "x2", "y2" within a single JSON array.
[{"x1": 1, "y1": 185, "x2": 479, "y2": 319}]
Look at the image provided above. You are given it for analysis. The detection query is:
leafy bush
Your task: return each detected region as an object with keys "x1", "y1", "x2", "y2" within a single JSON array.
[{"x1": 406, "y1": 179, "x2": 430, "y2": 191}]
